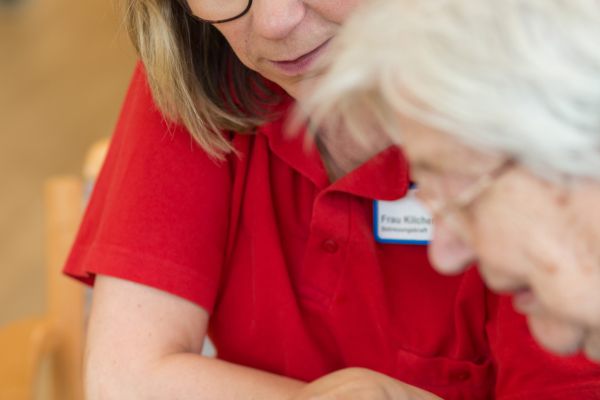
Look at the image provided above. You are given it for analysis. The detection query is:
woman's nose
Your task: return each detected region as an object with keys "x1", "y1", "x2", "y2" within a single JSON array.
[
  {"x1": 427, "y1": 219, "x2": 476, "y2": 275},
  {"x1": 250, "y1": 0, "x2": 306, "y2": 40}
]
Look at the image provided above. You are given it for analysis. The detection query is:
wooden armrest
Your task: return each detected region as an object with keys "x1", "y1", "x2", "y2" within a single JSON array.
[{"x1": 0, "y1": 318, "x2": 58, "y2": 399}]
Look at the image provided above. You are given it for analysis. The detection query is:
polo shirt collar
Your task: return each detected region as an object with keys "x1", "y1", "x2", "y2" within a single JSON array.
[
  {"x1": 330, "y1": 146, "x2": 410, "y2": 201},
  {"x1": 259, "y1": 99, "x2": 330, "y2": 189},
  {"x1": 258, "y1": 100, "x2": 411, "y2": 201}
]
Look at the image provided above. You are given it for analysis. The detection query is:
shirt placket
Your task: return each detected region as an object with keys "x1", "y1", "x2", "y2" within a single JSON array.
[{"x1": 299, "y1": 189, "x2": 351, "y2": 309}]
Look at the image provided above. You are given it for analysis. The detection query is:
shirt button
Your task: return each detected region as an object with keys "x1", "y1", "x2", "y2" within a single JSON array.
[{"x1": 321, "y1": 239, "x2": 339, "y2": 254}]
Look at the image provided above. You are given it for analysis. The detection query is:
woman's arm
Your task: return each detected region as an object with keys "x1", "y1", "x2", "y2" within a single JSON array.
[{"x1": 85, "y1": 275, "x2": 305, "y2": 400}]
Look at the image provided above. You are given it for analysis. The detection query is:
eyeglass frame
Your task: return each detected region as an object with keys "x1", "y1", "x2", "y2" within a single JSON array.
[
  {"x1": 180, "y1": 0, "x2": 254, "y2": 24},
  {"x1": 417, "y1": 157, "x2": 516, "y2": 227}
]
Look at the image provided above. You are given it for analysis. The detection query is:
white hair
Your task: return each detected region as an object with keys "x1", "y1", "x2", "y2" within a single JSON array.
[{"x1": 305, "y1": 0, "x2": 600, "y2": 181}]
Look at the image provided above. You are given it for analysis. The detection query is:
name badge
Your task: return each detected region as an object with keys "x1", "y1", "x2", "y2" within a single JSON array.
[{"x1": 373, "y1": 188, "x2": 433, "y2": 245}]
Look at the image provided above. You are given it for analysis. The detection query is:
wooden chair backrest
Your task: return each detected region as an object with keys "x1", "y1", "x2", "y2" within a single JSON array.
[
  {"x1": 45, "y1": 139, "x2": 109, "y2": 399},
  {"x1": 44, "y1": 176, "x2": 85, "y2": 400},
  {"x1": 0, "y1": 138, "x2": 109, "y2": 400}
]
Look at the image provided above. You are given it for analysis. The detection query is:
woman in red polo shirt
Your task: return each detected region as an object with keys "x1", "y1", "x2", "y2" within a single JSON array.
[{"x1": 65, "y1": 0, "x2": 600, "y2": 399}]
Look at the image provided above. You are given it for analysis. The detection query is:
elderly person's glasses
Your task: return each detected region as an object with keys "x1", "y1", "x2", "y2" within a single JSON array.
[
  {"x1": 181, "y1": 0, "x2": 253, "y2": 24},
  {"x1": 416, "y1": 158, "x2": 516, "y2": 237}
]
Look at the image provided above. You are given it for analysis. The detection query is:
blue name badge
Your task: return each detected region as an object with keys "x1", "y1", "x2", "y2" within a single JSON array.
[{"x1": 373, "y1": 188, "x2": 433, "y2": 245}]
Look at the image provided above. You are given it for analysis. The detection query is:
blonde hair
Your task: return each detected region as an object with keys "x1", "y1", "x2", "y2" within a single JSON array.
[
  {"x1": 124, "y1": 0, "x2": 280, "y2": 159},
  {"x1": 304, "y1": 0, "x2": 600, "y2": 181}
]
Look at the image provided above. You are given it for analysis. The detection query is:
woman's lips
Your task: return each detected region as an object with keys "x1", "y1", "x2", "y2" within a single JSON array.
[{"x1": 270, "y1": 39, "x2": 331, "y2": 76}]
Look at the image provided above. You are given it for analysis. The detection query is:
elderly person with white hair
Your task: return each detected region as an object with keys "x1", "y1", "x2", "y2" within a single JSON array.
[{"x1": 303, "y1": 0, "x2": 600, "y2": 364}]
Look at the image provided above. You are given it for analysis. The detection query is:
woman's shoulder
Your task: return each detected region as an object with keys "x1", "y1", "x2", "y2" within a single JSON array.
[
  {"x1": 112, "y1": 63, "x2": 305, "y2": 187},
  {"x1": 113, "y1": 63, "x2": 232, "y2": 168}
]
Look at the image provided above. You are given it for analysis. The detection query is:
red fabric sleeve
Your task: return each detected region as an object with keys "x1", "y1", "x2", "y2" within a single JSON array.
[
  {"x1": 488, "y1": 294, "x2": 600, "y2": 399},
  {"x1": 63, "y1": 63, "x2": 232, "y2": 313}
]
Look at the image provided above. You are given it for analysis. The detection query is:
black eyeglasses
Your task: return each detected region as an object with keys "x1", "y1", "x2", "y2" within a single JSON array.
[{"x1": 182, "y1": 0, "x2": 253, "y2": 24}]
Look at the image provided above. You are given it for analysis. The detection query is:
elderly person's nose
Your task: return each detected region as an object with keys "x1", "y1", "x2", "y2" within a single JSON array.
[
  {"x1": 251, "y1": 0, "x2": 306, "y2": 40},
  {"x1": 428, "y1": 220, "x2": 476, "y2": 275}
]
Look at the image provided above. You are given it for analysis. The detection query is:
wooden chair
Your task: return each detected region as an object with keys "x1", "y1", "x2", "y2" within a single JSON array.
[{"x1": 0, "y1": 139, "x2": 109, "y2": 400}]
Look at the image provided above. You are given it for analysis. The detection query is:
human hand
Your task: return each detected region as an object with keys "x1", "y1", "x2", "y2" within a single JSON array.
[{"x1": 290, "y1": 368, "x2": 442, "y2": 400}]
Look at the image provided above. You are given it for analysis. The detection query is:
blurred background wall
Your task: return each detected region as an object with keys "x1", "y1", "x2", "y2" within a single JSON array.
[{"x1": 0, "y1": 0, "x2": 136, "y2": 327}]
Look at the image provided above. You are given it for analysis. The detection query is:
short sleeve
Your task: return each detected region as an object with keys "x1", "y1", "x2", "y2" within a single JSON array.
[
  {"x1": 487, "y1": 294, "x2": 600, "y2": 399},
  {"x1": 63, "y1": 63, "x2": 232, "y2": 313}
]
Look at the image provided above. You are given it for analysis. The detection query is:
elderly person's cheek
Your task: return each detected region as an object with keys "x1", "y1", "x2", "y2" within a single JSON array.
[
  {"x1": 527, "y1": 313, "x2": 586, "y2": 355},
  {"x1": 427, "y1": 221, "x2": 476, "y2": 275}
]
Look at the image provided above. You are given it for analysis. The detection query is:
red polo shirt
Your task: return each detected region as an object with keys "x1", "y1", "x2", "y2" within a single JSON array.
[{"x1": 64, "y1": 64, "x2": 600, "y2": 399}]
